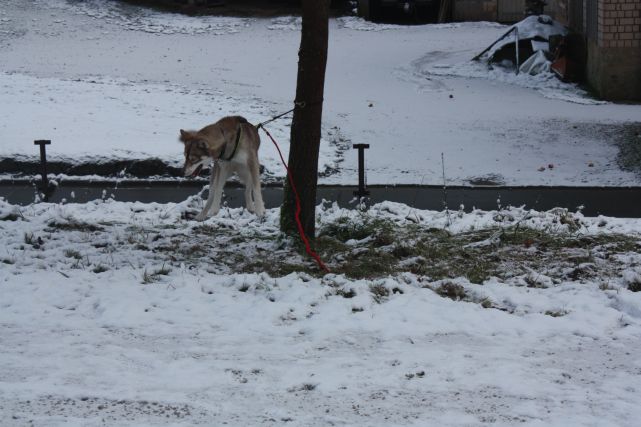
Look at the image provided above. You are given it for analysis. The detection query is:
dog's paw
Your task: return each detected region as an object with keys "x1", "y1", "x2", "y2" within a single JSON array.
[
  {"x1": 254, "y1": 203, "x2": 266, "y2": 217},
  {"x1": 194, "y1": 212, "x2": 209, "y2": 222}
]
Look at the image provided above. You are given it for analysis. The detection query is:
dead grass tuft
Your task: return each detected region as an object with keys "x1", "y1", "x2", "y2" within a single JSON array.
[
  {"x1": 434, "y1": 282, "x2": 467, "y2": 301},
  {"x1": 92, "y1": 264, "x2": 109, "y2": 274},
  {"x1": 64, "y1": 249, "x2": 83, "y2": 260},
  {"x1": 47, "y1": 220, "x2": 103, "y2": 233},
  {"x1": 628, "y1": 279, "x2": 641, "y2": 293},
  {"x1": 369, "y1": 283, "x2": 390, "y2": 303},
  {"x1": 142, "y1": 264, "x2": 172, "y2": 284}
]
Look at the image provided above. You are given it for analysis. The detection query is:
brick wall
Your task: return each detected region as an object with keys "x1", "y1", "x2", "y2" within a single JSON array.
[
  {"x1": 585, "y1": 0, "x2": 641, "y2": 100},
  {"x1": 598, "y1": 0, "x2": 641, "y2": 48}
]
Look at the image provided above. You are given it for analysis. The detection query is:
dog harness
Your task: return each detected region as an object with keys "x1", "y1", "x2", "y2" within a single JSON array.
[{"x1": 218, "y1": 125, "x2": 242, "y2": 161}]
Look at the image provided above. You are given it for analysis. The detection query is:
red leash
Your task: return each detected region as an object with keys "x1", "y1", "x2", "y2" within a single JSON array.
[{"x1": 257, "y1": 124, "x2": 330, "y2": 273}]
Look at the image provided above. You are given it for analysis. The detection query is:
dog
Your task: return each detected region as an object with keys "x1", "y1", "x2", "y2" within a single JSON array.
[{"x1": 179, "y1": 116, "x2": 265, "y2": 220}]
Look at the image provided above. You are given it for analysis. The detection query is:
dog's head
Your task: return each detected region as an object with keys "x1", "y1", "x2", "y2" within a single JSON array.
[{"x1": 179, "y1": 129, "x2": 211, "y2": 177}]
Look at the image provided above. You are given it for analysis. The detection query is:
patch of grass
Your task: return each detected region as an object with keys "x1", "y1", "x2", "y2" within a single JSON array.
[
  {"x1": 24, "y1": 232, "x2": 34, "y2": 245},
  {"x1": 370, "y1": 283, "x2": 389, "y2": 303},
  {"x1": 434, "y1": 282, "x2": 467, "y2": 301},
  {"x1": 405, "y1": 371, "x2": 425, "y2": 380},
  {"x1": 182, "y1": 243, "x2": 205, "y2": 256},
  {"x1": 335, "y1": 288, "x2": 356, "y2": 298},
  {"x1": 318, "y1": 217, "x2": 396, "y2": 244},
  {"x1": 64, "y1": 249, "x2": 83, "y2": 260},
  {"x1": 142, "y1": 269, "x2": 155, "y2": 284},
  {"x1": 287, "y1": 383, "x2": 317, "y2": 393},
  {"x1": 92, "y1": 264, "x2": 109, "y2": 274},
  {"x1": 567, "y1": 263, "x2": 597, "y2": 281},
  {"x1": 126, "y1": 226, "x2": 152, "y2": 245},
  {"x1": 0, "y1": 212, "x2": 20, "y2": 221},
  {"x1": 47, "y1": 220, "x2": 103, "y2": 233},
  {"x1": 628, "y1": 279, "x2": 641, "y2": 293},
  {"x1": 275, "y1": 263, "x2": 304, "y2": 276},
  {"x1": 464, "y1": 259, "x2": 493, "y2": 284},
  {"x1": 315, "y1": 235, "x2": 348, "y2": 253},
  {"x1": 242, "y1": 259, "x2": 304, "y2": 277},
  {"x1": 398, "y1": 232, "x2": 495, "y2": 283},
  {"x1": 24, "y1": 232, "x2": 43, "y2": 249},
  {"x1": 372, "y1": 227, "x2": 396, "y2": 247},
  {"x1": 341, "y1": 249, "x2": 396, "y2": 279},
  {"x1": 545, "y1": 310, "x2": 569, "y2": 318},
  {"x1": 319, "y1": 222, "x2": 635, "y2": 282},
  {"x1": 43, "y1": 207, "x2": 636, "y2": 285},
  {"x1": 391, "y1": 243, "x2": 415, "y2": 258},
  {"x1": 498, "y1": 227, "x2": 560, "y2": 249},
  {"x1": 525, "y1": 274, "x2": 548, "y2": 289},
  {"x1": 154, "y1": 264, "x2": 172, "y2": 276},
  {"x1": 592, "y1": 236, "x2": 641, "y2": 253},
  {"x1": 192, "y1": 224, "x2": 238, "y2": 236},
  {"x1": 480, "y1": 298, "x2": 493, "y2": 309},
  {"x1": 567, "y1": 253, "x2": 594, "y2": 265},
  {"x1": 142, "y1": 264, "x2": 172, "y2": 284}
]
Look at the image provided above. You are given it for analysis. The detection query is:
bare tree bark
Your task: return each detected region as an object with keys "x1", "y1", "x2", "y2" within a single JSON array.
[{"x1": 280, "y1": 0, "x2": 330, "y2": 238}]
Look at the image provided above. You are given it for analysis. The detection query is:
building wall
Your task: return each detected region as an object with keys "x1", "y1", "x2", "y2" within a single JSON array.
[
  {"x1": 597, "y1": 0, "x2": 641, "y2": 49},
  {"x1": 453, "y1": 0, "x2": 565, "y2": 23},
  {"x1": 497, "y1": 0, "x2": 525, "y2": 22},
  {"x1": 587, "y1": 0, "x2": 641, "y2": 101},
  {"x1": 453, "y1": 0, "x2": 498, "y2": 21}
]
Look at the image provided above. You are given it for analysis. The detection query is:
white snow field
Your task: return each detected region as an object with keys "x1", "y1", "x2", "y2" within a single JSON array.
[
  {"x1": 1, "y1": 197, "x2": 641, "y2": 426},
  {"x1": 1, "y1": 0, "x2": 640, "y2": 185}
]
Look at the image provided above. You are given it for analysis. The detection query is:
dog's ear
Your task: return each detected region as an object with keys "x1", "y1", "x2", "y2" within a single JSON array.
[{"x1": 179, "y1": 129, "x2": 193, "y2": 143}]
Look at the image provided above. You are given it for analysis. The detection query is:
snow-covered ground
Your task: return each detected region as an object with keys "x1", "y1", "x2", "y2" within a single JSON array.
[
  {"x1": 2, "y1": 197, "x2": 641, "y2": 426},
  {"x1": 1, "y1": 0, "x2": 640, "y2": 185}
]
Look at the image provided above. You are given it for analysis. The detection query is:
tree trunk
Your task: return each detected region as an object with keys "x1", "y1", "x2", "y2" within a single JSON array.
[{"x1": 280, "y1": 0, "x2": 330, "y2": 238}]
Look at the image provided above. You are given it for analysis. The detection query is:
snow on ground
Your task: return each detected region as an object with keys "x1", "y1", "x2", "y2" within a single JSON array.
[
  {"x1": 1, "y1": 0, "x2": 640, "y2": 186},
  {"x1": 34, "y1": 0, "x2": 254, "y2": 35},
  {"x1": 0, "y1": 72, "x2": 344, "y2": 180},
  {"x1": 1, "y1": 197, "x2": 641, "y2": 426},
  {"x1": 417, "y1": 55, "x2": 603, "y2": 105}
]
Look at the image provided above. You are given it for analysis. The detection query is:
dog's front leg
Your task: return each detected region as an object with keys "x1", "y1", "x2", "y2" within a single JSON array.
[
  {"x1": 195, "y1": 162, "x2": 218, "y2": 221},
  {"x1": 235, "y1": 167, "x2": 255, "y2": 213},
  {"x1": 207, "y1": 161, "x2": 231, "y2": 217},
  {"x1": 249, "y1": 156, "x2": 265, "y2": 217}
]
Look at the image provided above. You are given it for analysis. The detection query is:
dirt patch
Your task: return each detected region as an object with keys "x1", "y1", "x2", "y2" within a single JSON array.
[
  {"x1": 0, "y1": 157, "x2": 183, "y2": 179},
  {"x1": 5, "y1": 395, "x2": 210, "y2": 424},
  {"x1": 615, "y1": 123, "x2": 641, "y2": 176}
]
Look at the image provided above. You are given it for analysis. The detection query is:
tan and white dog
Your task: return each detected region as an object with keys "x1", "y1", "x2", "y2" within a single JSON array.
[{"x1": 179, "y1": 116, "x2": 265, "y2": 220}]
